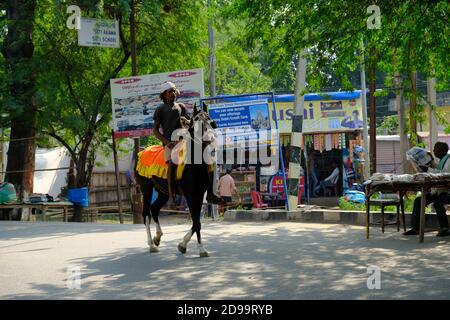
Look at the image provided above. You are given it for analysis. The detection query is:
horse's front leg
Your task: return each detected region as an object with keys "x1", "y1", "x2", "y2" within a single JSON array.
[
  {"x1": 197, "y1": 233, "x2": 209, "y2": 258},
  {"x1": 192, "y1": 198, "x2": 209, "y2": 257},
  {"x1": 145, "y1": 216, "x2": 159, "y2": 253},
  {"x1": 179, "y1": 189, "x2": 209, "y2": 257},
  {"x1": 153, "y1": 222, "x2": 163, "y2": 247},
  {"x1": 178, "y1": 229, "x2": 192, "y2": 254}
]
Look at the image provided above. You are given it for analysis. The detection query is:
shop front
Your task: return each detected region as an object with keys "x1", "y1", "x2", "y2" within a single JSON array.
[
  {"x1": 261, "y1": 91, "x2": 367, "y2": 203},
  {"x1": 209, "y1": 91, "x2": 367, "y2": 208}
]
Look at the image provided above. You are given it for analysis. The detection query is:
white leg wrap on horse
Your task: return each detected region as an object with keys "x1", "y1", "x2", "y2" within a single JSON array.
[
  {"x1": 182, "y1": 230, "x2": 193, "y2": 246},
  {"x1": 146, "y1": 218, "x2": 159, "y2": 252},
  {"x1": 156, "y1": 223, "x2": 163, "y2": 237},
  {"x1": 153, "y1": 222, "x2": 163, "y2": 247},
  {"x1": 145, "y1": 219, "x2": 153, "y2": 246},
  {"x1": 198, "y1": 243, "x2": 209, "y2": 257}
]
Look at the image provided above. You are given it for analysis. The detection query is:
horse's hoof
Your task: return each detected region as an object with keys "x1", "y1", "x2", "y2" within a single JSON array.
[
  {"x1": 199, "y1": 251, "x2": 209, "y2": 258},
  {"x1": 149, "y1": 246, "x2": 159, "y2": 253},
  {"x1": 178, "y1": 243, "x2": 186, "y2": 254},
  {"x1": 153, "y1": 237, "x2": 160, "y2": 247}
]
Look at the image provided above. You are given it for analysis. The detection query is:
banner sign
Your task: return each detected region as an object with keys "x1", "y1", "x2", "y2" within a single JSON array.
[
  {"x1": 78, "y1": 18, "x2": 120, "y2": 48},
  {"x1": 110, "y1": 68, "x2": 204, "y2": 138},
  {"x1": 269, "y1": 175, "x2": 286, "y2": 199},
  {"x1": 208, "y1": 99, "x2": 273, "y2": 148},
  {"x1": 272, "y1": 96, "x2": 363, "y2": 133}
]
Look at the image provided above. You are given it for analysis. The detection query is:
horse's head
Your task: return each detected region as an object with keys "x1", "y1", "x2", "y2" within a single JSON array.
[{"x1": 190, "y1": 102, "x2": 217, "y2": 144}]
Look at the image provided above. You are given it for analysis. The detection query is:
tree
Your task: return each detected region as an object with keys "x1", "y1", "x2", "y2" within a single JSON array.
[
  {"x1": 226, "y1": 1, "x2": 449, "y2": 139},
  {"x1": 32, "y1": 0, "x2": 208, "y2": 221},
  {"x1": 1, "y1": 0, "x2": 37, "y2": 202},
  {"x1": 206, "y1": 2, "x2": 272, "y2": 95}
]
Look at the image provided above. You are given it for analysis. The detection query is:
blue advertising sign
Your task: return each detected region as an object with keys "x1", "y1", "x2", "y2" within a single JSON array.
[{"x1": 208, "y1": 100, "x2": 272, "y2": 147}]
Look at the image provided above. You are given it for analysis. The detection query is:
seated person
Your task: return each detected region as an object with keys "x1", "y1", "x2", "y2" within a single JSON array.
[
  {"x1": 404, "y1": 142, "x2": 450, "y2": 237},
  {"x1": 314, "y1": 162, "x2": 339, "y2": 196}
]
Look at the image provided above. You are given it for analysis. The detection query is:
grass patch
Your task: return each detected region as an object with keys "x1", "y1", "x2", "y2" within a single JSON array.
[{"x1": 339, "y1": 192, "x2": 428, "y2": 213}]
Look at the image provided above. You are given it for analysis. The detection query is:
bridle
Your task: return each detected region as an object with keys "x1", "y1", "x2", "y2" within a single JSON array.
[{"x1": 189, "y1": 109, "x2": 217, "y2": 146}]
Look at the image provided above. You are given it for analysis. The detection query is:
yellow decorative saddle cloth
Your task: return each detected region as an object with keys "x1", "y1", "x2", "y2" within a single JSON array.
[
  {"x1": 136, "y1": 144, "x2": 185, "y2": 180},
  {"x1": 137, "y1": 142, "x2": 214, "y2": 181}
]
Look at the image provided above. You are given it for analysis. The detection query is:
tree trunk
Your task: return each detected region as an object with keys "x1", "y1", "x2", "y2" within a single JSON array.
[
  {"x1": 2, "y1": 0, "x2": 37, "y2": 202},
  {"x1": 71, "y1": 137, "x2": 94, "y2": 222},
  {"x1": 394, "y1": 72, "x2": 409, "y2": 174},
  {"x1": 409, "y1": 71, "x2": 418, "y2": 146}
]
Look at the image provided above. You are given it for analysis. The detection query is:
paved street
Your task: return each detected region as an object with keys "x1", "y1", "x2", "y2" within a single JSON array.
[{"x1": 1, "y1": 218, "x2": 450, "y2": 300}]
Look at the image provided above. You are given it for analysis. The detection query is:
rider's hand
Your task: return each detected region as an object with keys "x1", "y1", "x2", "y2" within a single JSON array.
[{"x1": 167, "y1": 141, "x2": 176, "y2": 149}]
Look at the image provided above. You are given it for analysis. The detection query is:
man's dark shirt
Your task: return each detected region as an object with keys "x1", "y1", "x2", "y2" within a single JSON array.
[{"x1": 153, "y1": 102, "x2": 189, "y2": 142}]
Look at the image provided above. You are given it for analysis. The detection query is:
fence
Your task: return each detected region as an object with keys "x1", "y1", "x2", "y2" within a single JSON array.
[{"x1": 89, "y1": 171, "x2": 132, "y2": 207}]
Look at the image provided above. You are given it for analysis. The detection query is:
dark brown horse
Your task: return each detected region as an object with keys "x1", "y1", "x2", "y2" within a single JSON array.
[{"x1": 136, "y1": 103, "x2": 216, "y2": 257}]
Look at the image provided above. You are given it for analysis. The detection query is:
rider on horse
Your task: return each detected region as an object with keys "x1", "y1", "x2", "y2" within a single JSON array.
[{"x1": 152, "y1": 81, "x2": 224, "y2": 207}]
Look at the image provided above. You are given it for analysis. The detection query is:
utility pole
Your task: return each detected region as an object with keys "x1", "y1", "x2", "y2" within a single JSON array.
[
  {"x1": 360, "y1": 38, "x2": 370, "y2": 180},
  {"x1": 208, "y1": 0, "x2": 218, "y2": 220},
  {"x1": 127, "y1": 0, "x2": 138, "y2": 225},
  {"x1": 394, "y1": 72, "x2": 409, "y2": 174},
  {"x1": 208, "y1": 0, "x2": 215, "y2": 98},
  {"x1": 287, "y1": 51, "x2": 307, "y2": 211},
  {"x1": 427, "y1": 77, "x2": 438, "y2": 149},
  {"x1": 368, "y1": 48, "x2": 377, "y2": 175}
]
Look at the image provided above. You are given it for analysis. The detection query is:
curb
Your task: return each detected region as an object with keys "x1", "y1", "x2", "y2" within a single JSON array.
[{"x1": 223, "y1": 209, "x2": 449, "y2": 229}]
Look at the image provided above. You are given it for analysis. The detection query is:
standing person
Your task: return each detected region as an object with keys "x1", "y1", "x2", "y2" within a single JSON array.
[
  {"x1": 404, "y1": 142, "x2": 450, "y2": 237},
  {"x1": 218, "y1": 169, "x2": 237, "y2": 203}
]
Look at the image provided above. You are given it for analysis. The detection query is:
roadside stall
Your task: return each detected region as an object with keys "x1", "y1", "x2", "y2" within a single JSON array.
[{"x1": 268, "y1": 91, "x2": 367, "y2": 203}]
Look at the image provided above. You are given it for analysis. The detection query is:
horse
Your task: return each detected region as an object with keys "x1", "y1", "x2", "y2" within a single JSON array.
[{"x1": 136, "y1": 103, "x2": 217, "y2": 257}]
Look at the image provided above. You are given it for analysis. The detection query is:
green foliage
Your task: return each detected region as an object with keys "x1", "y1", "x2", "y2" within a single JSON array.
[
  {"x1": 339, "y1": 193, "x2": 420, "y2": 213},
  {"x1": 338, "y1": 197, "x2": 365, "y2": 211},
  {"x1": 377, "y1": 115, "x2": 399, "y2": 135},
  {"x1": 29, "y1": 0, "x2": 209, "y2": 186},
  {"x1": 140, "y1": 135, "x2": 161, "y2": 147},
  {"x1": 225, "y1": 1, "x2": 449, "y2": 99}
]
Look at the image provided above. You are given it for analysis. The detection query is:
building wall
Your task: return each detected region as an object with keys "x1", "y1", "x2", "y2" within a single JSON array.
[{"x1": 376, "y1": 139, "x2": 402, "y2": 174}]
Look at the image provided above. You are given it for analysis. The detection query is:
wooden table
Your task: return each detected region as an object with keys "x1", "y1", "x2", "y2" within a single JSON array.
[
  {"x1": 0, "y1": 202, "x2": 74, "y2": 222},
  {"x1": 365, "y1": 174, "x2": 450, "y2": 243}
]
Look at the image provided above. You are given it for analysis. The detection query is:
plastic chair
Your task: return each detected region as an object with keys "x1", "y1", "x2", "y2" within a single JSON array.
[
  {"x1": 324, "y1": 182, "x2": 338, "y2": 197},
  {"x1": 369, "y1": 193, "x2": 406, "y2": 233},
  {"x1": 251, "y1": 191, "x2": 269, "y2": 209}
]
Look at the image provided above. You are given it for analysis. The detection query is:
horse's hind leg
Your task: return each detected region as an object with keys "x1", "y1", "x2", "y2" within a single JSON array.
[
  {"x1": 141, "y1": 178, "x2": 159, "y2": 253},
  {"x1": 150, "y1": 191, "x2": 169, "y2": 246}
]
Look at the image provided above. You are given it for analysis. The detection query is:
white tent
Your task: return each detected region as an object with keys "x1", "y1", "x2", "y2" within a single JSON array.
[{"x1": 2, "y1": 139, "x2": 135, "y2": 199}]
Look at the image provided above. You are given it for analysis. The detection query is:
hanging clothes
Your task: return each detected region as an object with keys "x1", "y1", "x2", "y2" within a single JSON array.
[
  {"x1": 332, "y1": 133, "x2": 339, "y2": 149},
  {"x1": 338, "y1": 133, "x2": 345, "y2": 149},
  {"x1": 325, "y1": 134, "x2": 332, "y2": 151},
  {"x1": 319, "y1": 134, "x2": 325, "y2": 152},
  {"x1": 313, "y1": 134, "x2": 320, "y2": 151}
]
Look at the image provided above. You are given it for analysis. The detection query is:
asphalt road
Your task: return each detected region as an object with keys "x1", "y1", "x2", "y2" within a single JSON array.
[{"x1": 1, "y1": 217, "x2": 450, "y2": 300}]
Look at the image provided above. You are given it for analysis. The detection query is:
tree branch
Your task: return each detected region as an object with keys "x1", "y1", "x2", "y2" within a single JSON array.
[
  {"x1": 41, "y1": 129, "x2": 77, "y2": 163},
  {"x1": 65, "y1": 73, "x2": 86, "y2": 118}
]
